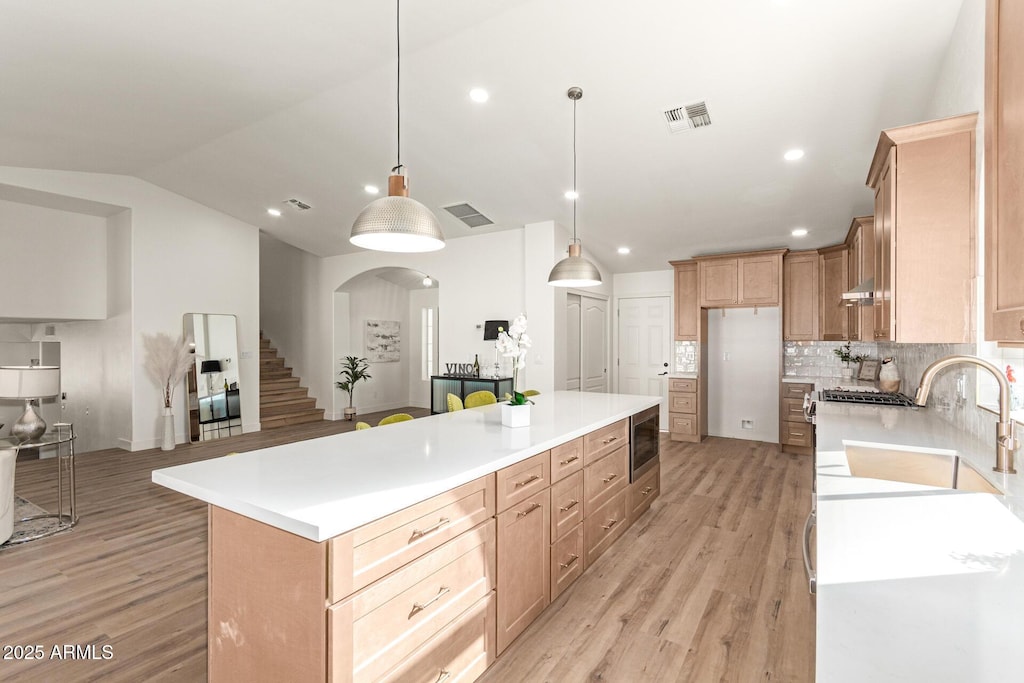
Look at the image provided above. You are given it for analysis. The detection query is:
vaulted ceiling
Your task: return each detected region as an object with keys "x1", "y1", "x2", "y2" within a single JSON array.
[{"x1": 2, "y1": 0, "x2": 967, "y2": 273}]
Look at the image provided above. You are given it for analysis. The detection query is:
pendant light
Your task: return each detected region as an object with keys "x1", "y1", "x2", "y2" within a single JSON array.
[
  {"x1": 548, "y1": 86, "x2": 602, "y2": 287},
  {"x1": 350, "y1": 0, "x2": 445, "y2": 253}
]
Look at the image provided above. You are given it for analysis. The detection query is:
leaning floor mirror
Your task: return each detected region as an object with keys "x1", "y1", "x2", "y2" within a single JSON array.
[{"x1": 183, "y1": 313, "x2": 241, "y2": 442}]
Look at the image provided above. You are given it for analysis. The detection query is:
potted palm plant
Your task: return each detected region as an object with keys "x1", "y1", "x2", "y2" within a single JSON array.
[{"x1": 336, "y1": 356, "x2": 371, "y2": 420}]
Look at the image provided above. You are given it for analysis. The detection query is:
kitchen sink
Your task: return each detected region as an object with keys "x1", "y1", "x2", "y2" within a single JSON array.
[{"x1": 844, "y1": 442, "x2": 1003, "y2": 495}]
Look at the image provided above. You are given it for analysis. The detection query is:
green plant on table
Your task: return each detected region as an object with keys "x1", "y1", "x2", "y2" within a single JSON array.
[{"x1": 833, "y1": 342, "x2": 867, "y2": 365}]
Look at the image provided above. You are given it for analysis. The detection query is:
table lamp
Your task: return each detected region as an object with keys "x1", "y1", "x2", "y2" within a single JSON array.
[
  {"x1": 0, "y1": 366, "x2": 61, "y2": 444},
  {"x1": 200, "y1": 360, "x2": 222, "y2": 393}
]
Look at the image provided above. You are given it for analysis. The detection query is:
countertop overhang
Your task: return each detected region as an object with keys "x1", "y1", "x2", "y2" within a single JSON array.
[{"x1": 152, "y1": 391, "x2": 660, "y2": 542}]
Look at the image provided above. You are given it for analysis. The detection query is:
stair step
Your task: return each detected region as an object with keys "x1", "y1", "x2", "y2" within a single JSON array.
[
  {"x1": 259, "y1": 338, "x2": 272, "y2": 349},
  {"x1": 261, "y1": 408, "x2": 325, "y2": 430},
  {"x1": 260, "y1": 377, "x2": 300, "y2": 390},
  {"x1": 260, "y1": 397, "x2": 317, "y2": 417},
  {"x1": 260, "y1": 368, "x2": 294, "y2": 380},
  {"x1": 260, "y1": 357, "x2": 285, "y2": 369},
  {"x1": 260, "y1": 349, "x2": 279, "y2": 359},
  {"x1": 260, "y1": 386, "x2": 309, "y2": 402}
]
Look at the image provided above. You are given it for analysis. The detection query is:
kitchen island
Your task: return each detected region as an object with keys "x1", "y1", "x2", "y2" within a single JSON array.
[
  {"x1": 814, "y1": 400, "x2": 1024, "y2": 682},
  {"x1": 153, "y1": 391, "x2": 661, "y2": 682}
]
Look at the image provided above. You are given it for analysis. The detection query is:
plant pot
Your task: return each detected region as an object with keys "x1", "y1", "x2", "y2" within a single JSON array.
[
  {"x1": 841, "y1": 367, "x2": 853, "y2": 380},
  {"x1": 501, "y1": 402, "x2": 531, "y2": 428},
  {"x1": 344, "y1": 407, "x2": 357, "y2": 421},
  {"x1": 161, "y1": 407, "x2": 175, "y2": 451}
]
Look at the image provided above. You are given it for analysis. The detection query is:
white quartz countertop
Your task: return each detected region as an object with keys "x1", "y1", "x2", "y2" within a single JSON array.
[
  {"x1": 152, "y1": 391, "x2": 660, "y2": 542},
  {"x1": 815, "y1": 400, "x2": 1024, "y2": 682}
]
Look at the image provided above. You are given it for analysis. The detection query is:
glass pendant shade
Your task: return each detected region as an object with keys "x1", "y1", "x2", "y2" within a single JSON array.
[{"x1": 548, "y1": 242, "x2": 603, "y2": 287}]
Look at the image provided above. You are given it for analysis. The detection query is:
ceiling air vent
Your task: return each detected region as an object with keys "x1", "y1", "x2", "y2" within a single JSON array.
[
  {"x1": 443, "y1": 202, "x2": 493, "y2": 228},
  {"x1": 285, "y1": 198, "x2": 312, "y2": 211},
  {"x1": 663, "y1": 100, "x2": 712, "y2": 134}
]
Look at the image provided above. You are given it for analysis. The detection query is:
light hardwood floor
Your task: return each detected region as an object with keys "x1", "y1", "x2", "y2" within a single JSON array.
[{"x1": 0, "y1": 427, "x2": 814, "y2": 682}]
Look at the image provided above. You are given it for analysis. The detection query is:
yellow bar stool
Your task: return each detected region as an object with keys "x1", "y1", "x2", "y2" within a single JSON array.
[
  {"x1": 464, "y1": 391, "x2": 497, "y2": 408},
  {"x1": 378, "y1": 413, "x2": 414, "y2": 426},
  {"x1": 447, "y1": 393, "x2": 464, "y2": 412},
  {"x1": 355, "y1": 422, "x2": 372, "y2": 430}
]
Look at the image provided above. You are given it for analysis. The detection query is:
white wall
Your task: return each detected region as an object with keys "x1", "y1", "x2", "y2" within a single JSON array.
[
  {"x1": 611, "y1": 270, "x2": 675, "y2": 392},
  {"x1": 707, "y1": 307, "x2": 780, "y2": 442},
  {"x1": 0, "y1": 167, "x2": 261, "y2": 451},
  {"x1": 0, "y1": 198, "x2": 108, "y2": 321}
]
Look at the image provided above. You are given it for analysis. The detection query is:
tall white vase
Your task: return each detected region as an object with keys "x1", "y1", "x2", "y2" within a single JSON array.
[{"x1": 161, "y1": 407, "x2": 176, "y2": 451}]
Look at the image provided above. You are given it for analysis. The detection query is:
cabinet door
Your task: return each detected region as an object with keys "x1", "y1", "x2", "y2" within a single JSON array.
[
  {"x1": 819, "y1": 248, "x2": 849, "y2": 341},
  {"x1": 986, "y1": 0, "x2": 1024, "y2": 341},
  {"x1": 783, "y1": 252, "x2": 819, "y2": 341},
  {"x1": 873, "y1": 148, "x2": 895, "y2": 341},
  {"x1": 699, "y1": 259, "x2": 738, "y2": 307},
  {"x1": 847, "y1": 230, "x2": 861, "y2": 341},
  {"x1": 738, "y1": 254, "x2": 780, "y2": 305},
  {"x1": 674, "y1": 262, "x2": 700, "y2": 341},
  {"x1": 496, "y1": 489, "x2": 550, "y2": 654}
]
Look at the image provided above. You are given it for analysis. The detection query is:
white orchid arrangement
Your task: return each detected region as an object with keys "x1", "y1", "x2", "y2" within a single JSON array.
[
  {"x1": 143, "y1": 333, "x2": 195, "y2": 410},
  {"x1": 495, "y1": 314, "x2": 532, "y2": 405}
]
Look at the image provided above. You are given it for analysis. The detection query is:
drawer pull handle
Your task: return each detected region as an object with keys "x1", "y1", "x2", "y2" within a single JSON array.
[
  {"x1": 559, "y1": 455, "x2": 580, "y2": 465},
  {"x1": 559, "y1": 499, "x2": 579, "y2": 512},
  {"x1": 641, "y1": 486, "x2": 654, "y2": 496},
  {"x1": 410, "y1": 517, "x2": 450, "y2": 541},
  {"x1": 517, "y1": 502, "x2": 542, "y2": 518},
  {"x1": 602, "y1": 436, "x2": 619, "y2": 445},
  {"x1": 791, "y1": 432, "x2": 804, "y2": 437},
  {"x1": 411, "y1": 586, "x2": 451, "y2": 616},
  {"x1": 435, "y1": 671, "x2": 451, "y2": 683},
  {"x1": 514, "y1": 474, "x2": 541, "y2": 488},
  {"x1": 602, "y1": 473, "x2": 618, "y2": 483},
  {"x1": 559, "y1": 553, "x2": 580, "y2": 570},
  {"x1": 601, "y1": 518, "x2": 620, "y2": 531}
]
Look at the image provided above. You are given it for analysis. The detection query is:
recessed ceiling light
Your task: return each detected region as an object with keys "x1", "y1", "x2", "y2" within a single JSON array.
[
  {"x1": 469, "y1": 88, "x2": 489, "y2": 103},
  {"x1": 784, "y1": 149, "x2": 805, "y2": 161},
  {"x1": 267, "y1": 208, "x2": 281, "y2": 217},
  {"x1": 618, "y1": 247, "x2": 631, "y2": 255},
  {"x1": 363, "y1": 185, "x2": 379, "y2": 195},
  {"x1": 792, "y1": 228, "x2": 808, "y2": 237},
  {"x1": 564, "y1": 190, "x2": 579, "y2": 200}
]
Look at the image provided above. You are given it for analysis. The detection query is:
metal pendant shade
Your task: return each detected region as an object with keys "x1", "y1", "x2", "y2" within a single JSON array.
[
  {"x1": 549, "y1": 86, "x2": 601, "y2": 287},
  {"x1": 349, "y1": 0, "x2": 444, "y2": 253}
]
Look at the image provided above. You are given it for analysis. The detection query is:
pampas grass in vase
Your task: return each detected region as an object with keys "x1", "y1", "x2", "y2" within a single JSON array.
[{"x1": 143, "y1": 333, "x2": 194, "y2": 450}]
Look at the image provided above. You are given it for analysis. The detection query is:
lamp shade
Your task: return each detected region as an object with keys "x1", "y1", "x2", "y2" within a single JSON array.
[
  {"x1": 200, "y1": 360, "x2": 223, "y2": 374},
  {"x1": 548, "y1": 242, "x2": 603, "y2": 287},
  {"x1": 483, "y1": 320, "x2": 509, "y2": 341},
  {"x1": 0, "y1": 366, "x2": 61, "y2": 399},
  {"x1": 350, "y1": 196, "x2": 445, "y2": 253}
]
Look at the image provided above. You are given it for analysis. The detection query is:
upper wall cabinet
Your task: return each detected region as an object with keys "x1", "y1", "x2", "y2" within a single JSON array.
[
  {"x1": 670, "y1": 260, "x2": 700, "y2": 341},
  {"x1": 866, "y1": 113, "x2": 977, "y2": 343},
  {"x1": 845, "y1": 216, "x2": 875, "y2": 342},
  {"x1": 783, "y1": 251, "x2": 819, "y2": 341},
  {"x1": 986, "y1": 0, "x2": 1024, "y2": 341},
  {"x1": 818, "y1": 245, "x2": 849, "y2": 342},
  {"x1": 696, "y1": 249, "x2": 785, "y2": 308}
]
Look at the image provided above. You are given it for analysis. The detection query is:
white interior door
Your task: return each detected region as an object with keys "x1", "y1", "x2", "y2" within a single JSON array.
[
  {"x1": 617, "y1": 296, "x2": 670, "y2": 426},
  {"x1": 582, "y1": 296, "x2": 608, "y2": 392},
  {"x1": 566, "y1": 294, "x2": 581, "y2": 390}
]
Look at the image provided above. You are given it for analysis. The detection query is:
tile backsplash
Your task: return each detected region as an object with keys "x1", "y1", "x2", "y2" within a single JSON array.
[
  {"x1": 674, "y1": 341, "x2": 697, "y2": 374},
  {"x1": 782, "y1": 341, "x2": 879, "y2": 379}
]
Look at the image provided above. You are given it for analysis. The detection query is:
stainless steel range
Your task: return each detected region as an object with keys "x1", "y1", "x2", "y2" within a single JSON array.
[{"x1": 819, "y1": 389, "x2": 917, "y2": 407}]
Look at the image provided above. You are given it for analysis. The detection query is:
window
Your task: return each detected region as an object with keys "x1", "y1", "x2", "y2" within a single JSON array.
[{"x1": 422, "y1": 307, "x2": 434, "y2": 380}]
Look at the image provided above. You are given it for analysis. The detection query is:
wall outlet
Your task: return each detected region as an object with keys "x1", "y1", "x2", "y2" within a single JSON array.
[
  {"x1": 741, "y1": 419, "x2": 754, "y2": 429},
  {"x1": 723, "y1": 352, "x2": 731, "y2": 361}
]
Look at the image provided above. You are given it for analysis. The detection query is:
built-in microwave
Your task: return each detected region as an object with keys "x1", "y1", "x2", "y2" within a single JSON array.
[{"x1": 630, "y1": 405, "x2": 660, "y2": 482}]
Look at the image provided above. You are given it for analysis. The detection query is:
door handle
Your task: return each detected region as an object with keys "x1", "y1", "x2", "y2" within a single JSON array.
[{"x1": 657, "y1": 372, "x2": 668, "y2": 376}]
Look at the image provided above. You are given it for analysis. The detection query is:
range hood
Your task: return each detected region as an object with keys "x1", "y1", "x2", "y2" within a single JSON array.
[{"x1": 841, "y1": 277, "x2": 875, "y2": 306}]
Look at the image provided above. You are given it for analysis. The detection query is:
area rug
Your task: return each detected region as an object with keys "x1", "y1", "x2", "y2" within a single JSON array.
[{"x1": 0, "y1": 496, "x2": 71, "y2": 548}]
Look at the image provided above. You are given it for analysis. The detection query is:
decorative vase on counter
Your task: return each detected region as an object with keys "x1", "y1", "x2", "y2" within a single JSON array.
[
  {"x1": 161, "y1": 407, "x2": 176, "y2": 451},
  {"x1": 501, "y1": 403, "x2": 531, "y2": 428},
  {"x1": 841, "y1": 365, "x2": 853, "y2": 380},
  {"x1": 879, "y1": 358, "x2": 901, "y2": 393}
]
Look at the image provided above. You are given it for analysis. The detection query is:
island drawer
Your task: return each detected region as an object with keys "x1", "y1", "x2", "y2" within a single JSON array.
[
  {"x1": 669, "y1": 392, "x2": 696, "y2": 414},
  {"x1": 375, "y1": 592, "x2": 495, "y2": 683},
  {"x1": 669, "y1": 378, "x2": 697, "y2": 393},
  {"x1": 583, "y1": 419, "x2": 629, "y2": 465},
  {"x1": 495, "y1": 450, "x2": 551, "y2": 513},
  {"x1": 584, "y1": 489, "x2": 628, "y2": 568},
  {"x1": 328, "y1": 520, "x2": 495, "y2": 683},
  {"x1": 781, "y1": 397, "x2": 807, "y2": 423},
  {"x1": 550, "y1": 470, "x2": 584, "y2": 542},
  {"x1": 329, "y1": 474, "x2": 494, "y2": 602},
  {"x1": 780, "y1": 422, "x2": 813, "y2": 448},
  {"x1": 550, "y1": 437, "x2": 584, "y2": 482},
  {"x1": 628, "y1": 463, "x2": 660, "y2": 525},
  {"x1": 550, "y1": 524, "x2": 584, "y2": 601},
  {"x1": 583, "y1": 445, "x2": 629, "y2": 512},
  {"x1": 782, "y1": 382, "x2": 814, "y2": 399}
]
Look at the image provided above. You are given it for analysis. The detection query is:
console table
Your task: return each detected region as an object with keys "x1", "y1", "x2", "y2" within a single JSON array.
[
  {"x1": 2, "y1": 422, "x2": 78, "y2": 544},
  {"x1": 430, "y1": 375, "x2": 513, "y2": 413}
]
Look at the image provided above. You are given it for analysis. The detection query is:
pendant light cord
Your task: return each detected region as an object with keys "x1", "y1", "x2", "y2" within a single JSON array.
[
  {"x1": 572, "y1": 95, "x2": 578, "y2": 243},
  {"x1": 393, "y1": 0, "x2": 402, "y2": 175}
]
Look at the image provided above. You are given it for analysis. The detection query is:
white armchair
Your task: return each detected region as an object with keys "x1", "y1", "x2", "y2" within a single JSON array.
[{"x1": 0, "y1": 447, "x2": 17, "y2": 544}]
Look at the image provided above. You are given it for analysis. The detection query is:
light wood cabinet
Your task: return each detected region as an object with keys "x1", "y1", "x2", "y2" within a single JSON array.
[
  {"x1": 583, "y1": 419, "x2": 628, "y2": 466},
  {"x1": 550, "y1": 524, "x2": 584, "y2": 601},
  {"x1": 867, "y1": 113, "x2": 977, "y2": 343},
  {"x1": 669, "y1": 376, "x2": 705, "y2": 443},
  {"x1": 783, "y1": 250, "x2": 819, "y2": 341},
  {"x1": 695, "y1": 250, "x2": 785, "y2": 308},
  {"x1": 584, "y1": 489, "x2": 628, "y2": 567},
  {"x1": 986, "y1": 0, "x2": 1024, "y2": 341},
  {"x1": 495, "y1": 488, "x2": 549, "y2": 654},
  {"x1": 779, "y1": 382, "x2": 814, "y2": 456},
  {"x1": 550, "y1": 470, "x2": 584, "y2": 542},
  {"x1": 845, "y1": 216, "x2": 874, "y2": 342},
  {"x1": 628, "y1": 463, "x2": 660, "y2": 525},
  {"x1": 818, "y1": 245, "x2": 849, "y2": 341},
  {"x1": 672, "y1": 260, "x2": 700, "y2": 341},
  {"x1": 549, "y1": 438, "x2": 583, "y2": 483}
]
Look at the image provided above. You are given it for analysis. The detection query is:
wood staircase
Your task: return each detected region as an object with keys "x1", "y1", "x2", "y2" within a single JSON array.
[{"x1": 260, "y1": 333, "x2": 325, "y2": 429}]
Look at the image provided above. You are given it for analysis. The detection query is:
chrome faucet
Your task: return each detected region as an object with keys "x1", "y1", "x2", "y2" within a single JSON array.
[{"x1": 914, "y1": 355, "x2": 1018, "y2": 474}]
